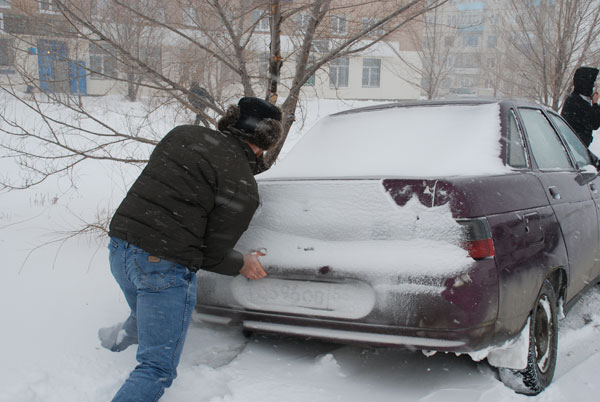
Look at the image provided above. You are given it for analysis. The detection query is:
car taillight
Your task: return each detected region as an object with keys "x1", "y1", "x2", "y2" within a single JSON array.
[{"x1": 457, "y1": 218, "x2": 495, "y2": 259}]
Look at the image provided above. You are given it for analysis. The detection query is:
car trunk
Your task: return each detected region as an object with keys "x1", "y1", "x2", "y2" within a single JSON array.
[{"x1": 197, "y1": 178, "x2": 486, "y2": 327}]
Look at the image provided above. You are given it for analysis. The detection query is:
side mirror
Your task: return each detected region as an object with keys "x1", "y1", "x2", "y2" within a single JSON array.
[{"x1": 575, "y1": 164, "x2": 599, "y2": 185}]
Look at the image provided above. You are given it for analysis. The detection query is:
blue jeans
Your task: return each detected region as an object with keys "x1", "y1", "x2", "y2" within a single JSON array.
[{"x1": 108, "y1": 237, "x2": 197, "y2": 402}]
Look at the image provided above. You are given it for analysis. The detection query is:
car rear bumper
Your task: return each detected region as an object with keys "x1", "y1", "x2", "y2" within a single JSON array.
[
  {"x1": 195, "y1": 305, "x2": 495, "y2": 352},
  {"x1": 195, "y1": 258, "x2": 500, "y2": 353}
]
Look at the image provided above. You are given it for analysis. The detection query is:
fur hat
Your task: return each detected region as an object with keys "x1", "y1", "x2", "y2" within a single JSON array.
[{"x1": 217, "y1": 97, "x2": 282, "y2": 150}]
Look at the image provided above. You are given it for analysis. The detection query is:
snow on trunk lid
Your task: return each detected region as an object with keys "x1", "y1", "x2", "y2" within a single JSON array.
[{"x1": 235, "y1": 180, "x2": 472, "y2": 279}]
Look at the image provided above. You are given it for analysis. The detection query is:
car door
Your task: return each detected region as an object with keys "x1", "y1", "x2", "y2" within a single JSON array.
[
  {"x1": 547, "y1": 111, "x2": 600, "y2": 286},
  {"x1": 518, "y1": 107, "x2": 599, "y2": 302}
]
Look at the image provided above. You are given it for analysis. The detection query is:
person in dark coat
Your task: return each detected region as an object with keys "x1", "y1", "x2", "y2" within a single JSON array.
[
  {"x1": 101, "y1": 97, "x2": 282, "y2": 402},
  {"x1": 561, "y1": 66, "x2": 600, "y2": 148},
  {"x1": 188, "y1": 81, "x2": 214, "y2": 126}
]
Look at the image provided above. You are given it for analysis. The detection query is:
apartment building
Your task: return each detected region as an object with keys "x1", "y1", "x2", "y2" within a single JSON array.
[
  {"x1": 423, "y1": 0, "x2": 504, "y2": 98},
  {"x1": 0, "y1": 0, "x2": 423, "y2": 100},
  {"x1": 248, "y1": 0, "x2": 422, "y2": 101}
]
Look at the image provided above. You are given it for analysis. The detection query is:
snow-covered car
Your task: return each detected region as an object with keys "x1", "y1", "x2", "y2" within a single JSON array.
[{"x1": 195, "y1": 99, "x2": 600, "y2": 395}]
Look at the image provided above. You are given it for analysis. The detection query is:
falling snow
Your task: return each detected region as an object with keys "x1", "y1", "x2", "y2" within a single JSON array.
[{"x1": 2, "y1": 95, "x2": 600, "y2": 402}]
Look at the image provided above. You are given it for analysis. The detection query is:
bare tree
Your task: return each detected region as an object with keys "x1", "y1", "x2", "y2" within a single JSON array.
[
  {"x1": 390, "y1": 4, "x2": 455, "y2": 99},
  {"x1": 492, "y1": 0, "x2": 600, "y2": 110},
  {"x1": 0, "y1": 0, "x2": 447, "y2": 194},
  {"x1": 99, "y1": 1, "x2": 167, "y2": 101}
]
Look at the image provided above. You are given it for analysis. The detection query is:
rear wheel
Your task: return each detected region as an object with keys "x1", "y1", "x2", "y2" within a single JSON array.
[{"x1": 499, "y1": 279, "x2": 558, "y2": 395}]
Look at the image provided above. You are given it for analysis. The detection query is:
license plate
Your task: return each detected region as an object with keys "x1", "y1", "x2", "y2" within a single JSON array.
[{"x1": 231, "y1": 276, "x2": 375, "y2": 319}]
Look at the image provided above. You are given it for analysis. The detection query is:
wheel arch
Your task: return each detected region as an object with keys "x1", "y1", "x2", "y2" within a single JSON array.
[{"x1": 545, "y1": 267, "x2": 567, "y2": 308}]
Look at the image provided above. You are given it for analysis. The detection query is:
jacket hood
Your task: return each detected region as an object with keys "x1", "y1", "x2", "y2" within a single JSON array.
[{"x1": 573, "y1": 67, "x2": 599, "y2": 96}]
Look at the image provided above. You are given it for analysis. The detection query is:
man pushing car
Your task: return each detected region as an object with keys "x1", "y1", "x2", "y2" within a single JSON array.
[{"x1": 100, "y1": 97, "x2": 282, "y2": 402}]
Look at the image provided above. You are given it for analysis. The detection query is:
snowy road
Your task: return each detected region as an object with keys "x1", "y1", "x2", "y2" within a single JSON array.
[{"x1": 1, "y1": 209, "x2": 599, "y2": 402}]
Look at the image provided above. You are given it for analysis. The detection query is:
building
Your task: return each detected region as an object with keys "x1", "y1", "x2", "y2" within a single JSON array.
[
  {"x1": 421, "y1": 0, "x2": 504, "y2": 98},
  {"x1": 0, "y1": 0, "x2": 425, "y2": 101}
]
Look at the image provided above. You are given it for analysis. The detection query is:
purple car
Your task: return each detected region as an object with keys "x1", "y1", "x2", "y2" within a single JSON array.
[{"x1": 195, "y1": 99, "x2": 600, "y2": 395}]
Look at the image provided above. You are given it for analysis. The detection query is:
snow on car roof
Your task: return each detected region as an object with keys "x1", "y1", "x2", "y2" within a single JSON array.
[{"x1": 260, "y1": 102, "x2": 511, "y2": 180}]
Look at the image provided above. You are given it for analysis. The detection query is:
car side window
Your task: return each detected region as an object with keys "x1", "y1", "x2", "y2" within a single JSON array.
[
  {"x1": 548, "y1": 113, "x2": 592, "y2": 169},
  {"x1": 518, "y1": 108, "x2": 573, "y2": 171},
  {"x1": 507, "y1": 110, "x2": 528, "y2": 168}
]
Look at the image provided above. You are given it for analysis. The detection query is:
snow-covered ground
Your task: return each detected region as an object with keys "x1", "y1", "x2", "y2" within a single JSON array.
[{"x1": 2, "y1": 95, "x2": 600, "y2": 402}]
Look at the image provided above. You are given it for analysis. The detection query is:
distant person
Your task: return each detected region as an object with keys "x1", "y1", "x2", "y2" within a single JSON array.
[
  {"x1": 188, "y1": 81, "x2": 214, "y2": 126},
  {"x1": 561, "y1": 66, "x2": 600, "y2": 148},
  {"x1": 100, "y1": 97, "x2": 282, "y2": 402}
]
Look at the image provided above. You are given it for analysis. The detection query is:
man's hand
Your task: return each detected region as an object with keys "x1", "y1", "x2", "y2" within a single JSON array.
[{"x1": 240, "y1": 251, "x2": 268, "y2": 280}]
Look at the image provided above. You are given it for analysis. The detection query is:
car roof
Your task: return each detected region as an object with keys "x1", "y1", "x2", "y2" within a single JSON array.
[{"x1": 331, "y1": 98, "x2": 548, "y2": 117}]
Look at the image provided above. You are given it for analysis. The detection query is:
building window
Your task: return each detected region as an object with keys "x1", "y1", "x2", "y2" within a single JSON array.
[
  {"x1": 304, "y1": 73, "x2": 315, "y2": 86},
  {"x1": 296, "y1": 12, "x2": 311, "y2": 31},
  {"x1": 141, "y1": 45, "x2": 161, "y2": 73},
  {"x1": 447, "y1": 14, "x2": 457, "y2": 27},
  {"x1": 219, "y1": 61, "x2": 236, "y2": 85},
  {"x1": 329, "y1": 57, "x2": 349, "y2": 88},
  {"x1": 463, "y1": 35, "x2": 479, "y2": 47},
  {"x1": 0, "y1": 37, "x2": 15, "y2": 69},
  {"x1": 89, "y1": 44, "x2": 117, "y2": 79},
  {"x1": 311, "y1": 39, "x2": 329, "y2": 53},
  {"x1": 298, "y1": 54, "x2": 315, "y2": 86},
  {"x1": 487, "y1": 57, "x2": 496, "y2": 68},
  {"x1": 258, "y1": 52, "x2": 269, "y2": 79},
  {"x1": 0, "y1": 1, "x2": 10, "y2": 9},
  {"x1": 461, "y1": 76, "x2": 475, "y2": 88},
  {"x1": 455, "y1": 53, "x2": 477, "y2": 68},
  {"x1": 155, "y1": 7, "x2": 167, "y2": 24},
  {"x1": 458, "y1": 12, "x2": 482, "y2": 29},
  {"x1": 331, "y1": 15, "x2": 347, "y2": 36},
  {"x1": 362, "y1": 58, "x2": 381, "y2": 88},
  {"x1": 444, "y1": 36, "x2": 455, "y2": 47},
  {"x1": 39, "y1": 0, "x2": 59, "y2": 13},
  {"x1": 252, "y1": 9, "x2": 270, "y2": 32},
  {"x1": 183, "y1": 7, "x2": 197, "y2": 26},
  {"x1": 362, "y1": 17, "x2": 384, "y2": 37},
  {"x1": 488, "y1": 35, "x2": 497, "y2": 48}
]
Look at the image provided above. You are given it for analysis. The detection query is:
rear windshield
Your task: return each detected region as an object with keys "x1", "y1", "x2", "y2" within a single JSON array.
[{"x1": 261, "y1": 103, "x2": 510, "y2": 179}]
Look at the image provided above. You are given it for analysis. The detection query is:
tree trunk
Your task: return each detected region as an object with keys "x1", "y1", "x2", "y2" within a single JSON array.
[
  {"x1": 264, "y1": 96, "x2": 299, "y2": 167},
  {"x1": 266, "y1": 0, "x2": 283, "y2": 103}
]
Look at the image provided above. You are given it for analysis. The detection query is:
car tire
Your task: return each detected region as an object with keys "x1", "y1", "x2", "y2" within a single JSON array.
[{"x1": 498, "y1": 279, "x2": 558, "y2": 395}]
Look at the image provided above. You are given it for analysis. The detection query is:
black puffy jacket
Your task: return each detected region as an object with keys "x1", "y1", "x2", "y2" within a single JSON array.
[
  {"x1": 561, "y1": 67, "x2": 600, "y2": 147},
  {"x1": 108, "y1": 125, "x2": 259, "y2": 275}
]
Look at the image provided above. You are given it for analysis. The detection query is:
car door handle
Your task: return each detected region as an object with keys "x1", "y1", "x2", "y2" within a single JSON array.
[
  {"x1": 548, "y1": 186, "x2": 561, "y2": 200},
  {"x1": 523, "y1": 212, "x2": 539, "y2": 221},
  {"x1": 523, "y1": 212, "x2": 539, "y2": 230}
]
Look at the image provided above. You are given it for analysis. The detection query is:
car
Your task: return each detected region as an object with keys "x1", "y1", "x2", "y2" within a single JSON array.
[{"x1": 194, "y1": 99, "x2": 600, "y2": 395}]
